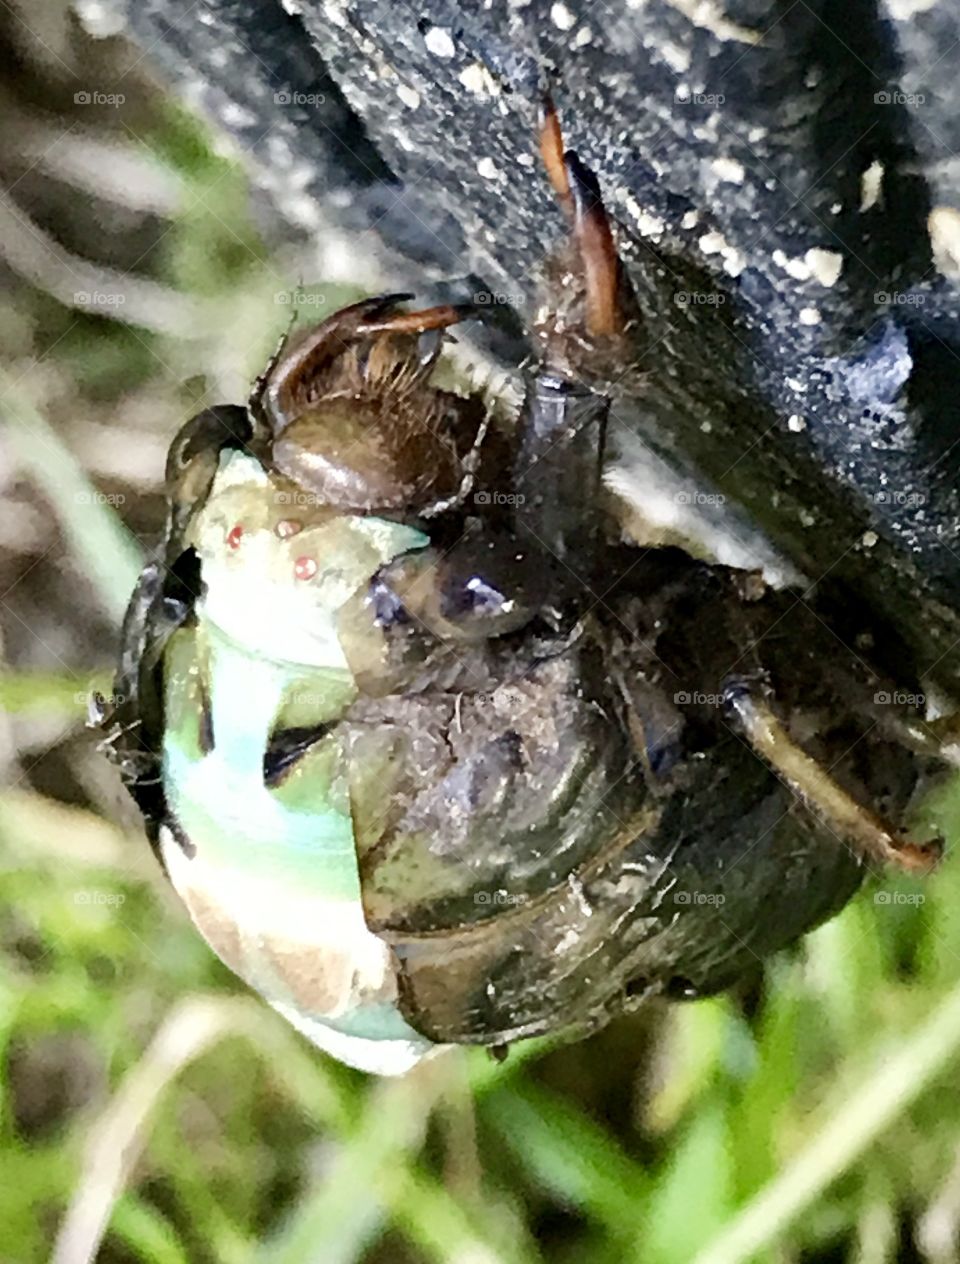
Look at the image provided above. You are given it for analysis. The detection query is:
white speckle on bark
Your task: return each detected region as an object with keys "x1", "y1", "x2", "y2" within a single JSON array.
[
  {"x1": 476, "y1": 157, "x2": 502, "y2": 181},
  {"x1": 458, "y1": 62, "x2": 501, "y2": 96},
  {"x1": 885, "y1": 0, "x2": 939, "y2": 19},
  {"x1": 517, "y1": 152, "x2": 535, "y2": 168},
  {"x1": 772, "y1": 249, "x2": 812, "y2": 281},
  {"x1": 572, "y1": 25, "x2": 594, "y2": 47},
  {"x1": 551, "y1": 1, "x2": 576, "y2": 28},
  {"x1": 623, "y1": 192, "x2": 665, "y2": 240},
  {"x1": 799, "y1": 306, "x2": 821, "y2": 325},
  {"x1": 222, "y1": 102, "x2": 257, "y2": 128},
  {"x1": 787, "y1": 414, "x2": 807, "y2": 432},
  {"x1": 722, "y1": 247, "x2": 746, "y2": 276},
  {"x1": 804, "y1": 248, "x2": 843, "y2": 286},
  {"x1": 396, "y1": 84, "x2": 421, "y2": 110},
  {"x1": 661, "y1": 40, "x2": 691, "y2": 73},
  {"x1": 786, "y1": 377, "x2": 807, "y2": 393},
  {"x1": 860, "y1": 159, "x2": 884, "y2": 212},
  {"x1": 424, "y1": 26, "x2": 456, "y2": 57},
  {"x1": 681, "y1": 209, "x2": 700, "y2": 229},
  {"x1": 699, "y1": 230, "x2": 727, "y2": 255},
  {"x1": 660, "y1": 0, "x2": 762, "y2": 43},
  {"x1": 712, "y1": 156, "x2": 745, "y2": 184},
  {"x1": 862, "y1": 530, "x2": 879, "y2": 548},
  {"x1": 928, "y1": 206, "x2": 960, "y2": 279}
]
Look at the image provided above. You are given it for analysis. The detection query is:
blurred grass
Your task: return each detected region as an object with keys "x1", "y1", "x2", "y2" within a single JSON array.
[{"x1": 4, "y1": 38, "x2": 960, "y2": 1264}]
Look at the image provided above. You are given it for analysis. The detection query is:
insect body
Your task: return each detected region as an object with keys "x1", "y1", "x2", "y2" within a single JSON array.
[{"x1": 101, "y1": 104, "x2": 945, "y2": 1073}]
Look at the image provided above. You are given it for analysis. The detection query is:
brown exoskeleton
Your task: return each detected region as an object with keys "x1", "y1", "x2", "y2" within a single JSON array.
[{"x1": 101, "y1": 99, "x2": 947, "y2": 1071}]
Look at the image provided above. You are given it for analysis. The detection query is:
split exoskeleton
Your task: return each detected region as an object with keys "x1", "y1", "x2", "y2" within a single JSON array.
[{"x1": 100, "y1": 100, "x2": 946, "y2": 1074}]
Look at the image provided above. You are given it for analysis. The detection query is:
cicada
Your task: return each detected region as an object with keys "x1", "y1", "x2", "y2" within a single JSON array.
[{"x1": 98, "y1": 103, "x2": 947, "y2": 1073}]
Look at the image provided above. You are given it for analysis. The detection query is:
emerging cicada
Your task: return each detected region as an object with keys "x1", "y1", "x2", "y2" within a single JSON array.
[{"x1": 99, "y1": 102, "x2": 947, "y2": 1073}]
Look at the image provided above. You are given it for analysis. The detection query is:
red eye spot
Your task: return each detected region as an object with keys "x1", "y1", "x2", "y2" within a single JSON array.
[
  {"x1": 294, "y1": 556, "x2": 318, "y2": 581},
  {"x1": 226, "y1": 524, "x2": 243, "y2": 550},
  {"x1": 276, "y1": 519, "x2": 303, "y2": 539}
]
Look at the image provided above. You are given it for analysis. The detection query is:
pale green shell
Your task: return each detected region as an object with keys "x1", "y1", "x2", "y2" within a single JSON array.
[{"x1": 159, "y1": 451, "x2": 436, "y2": 1074}]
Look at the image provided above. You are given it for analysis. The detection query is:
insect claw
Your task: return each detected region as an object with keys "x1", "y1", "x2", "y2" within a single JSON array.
[
  {"x1": 723, "y1": 683, "x2": 942, "y2": 875},
  {"x1": 354, "y1": 302, "x2": 478, "y2": 337},
  {"x1": 564, "y1": 150, "x2": 624, "y2": 337},
  {"x1": 538, "y1": 94, "x2": 572, "y2": 216}
]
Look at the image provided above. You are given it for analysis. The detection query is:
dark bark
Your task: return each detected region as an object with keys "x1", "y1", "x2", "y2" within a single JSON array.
[{"x1": 120, "y1": 0, "x2": 960, "y2": 689}]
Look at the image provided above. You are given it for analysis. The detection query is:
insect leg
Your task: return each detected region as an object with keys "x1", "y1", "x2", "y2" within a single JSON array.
[{"x1": 723, "y1": 679, "x2": 943, "y2": 873}]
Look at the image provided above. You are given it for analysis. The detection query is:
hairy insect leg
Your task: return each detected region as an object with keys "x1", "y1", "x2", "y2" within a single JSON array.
[{"x1": 723, "y1": 680, "x2": 943, "y2": 873}]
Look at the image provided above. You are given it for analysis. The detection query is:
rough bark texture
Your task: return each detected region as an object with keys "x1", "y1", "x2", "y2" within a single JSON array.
[{"x1": 116, "y1": 0, "x2": 960, "y2": 689}]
